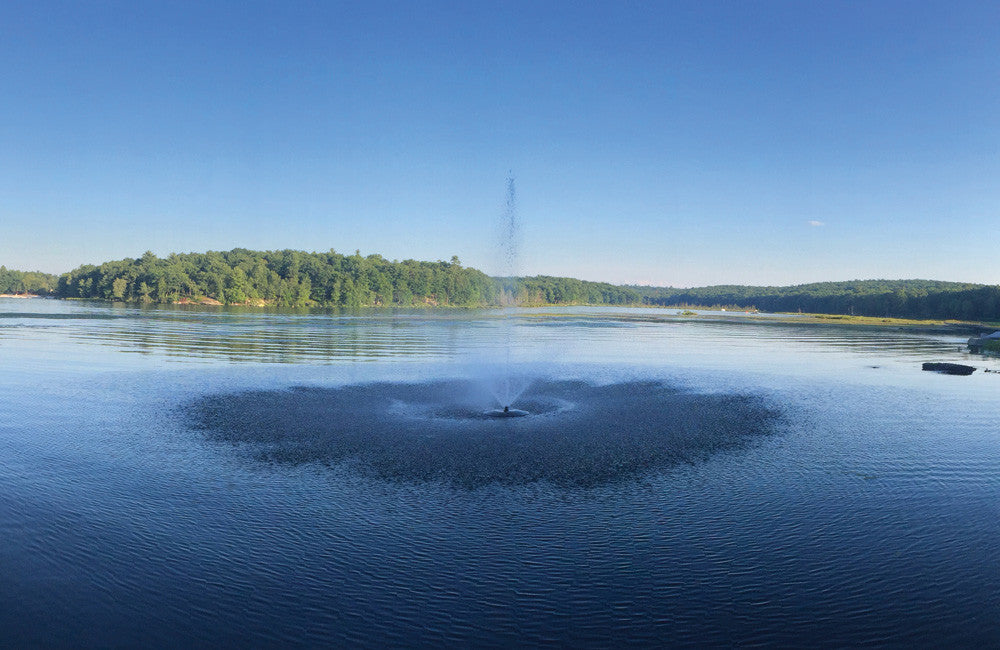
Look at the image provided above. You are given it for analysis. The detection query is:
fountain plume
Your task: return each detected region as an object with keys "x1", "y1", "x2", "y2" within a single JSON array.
[{"x1": 493, "y1": 174, "x2": 529, "y2": 409}]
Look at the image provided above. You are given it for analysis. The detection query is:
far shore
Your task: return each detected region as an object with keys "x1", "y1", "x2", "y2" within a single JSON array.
[
  {"x1": 737, "y1": 312, "x2": 992, "y2": 335},
  {"x1": 4, "y1": 293, "x2": 996, "y2": 334},
  {"x1": 519, "y1": 306, "x2": 997, "y2": 336}
]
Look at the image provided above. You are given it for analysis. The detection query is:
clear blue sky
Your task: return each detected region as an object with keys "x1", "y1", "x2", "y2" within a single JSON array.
[{"x1": 2, "y1": 1, "x2": 998, "y2": 286}]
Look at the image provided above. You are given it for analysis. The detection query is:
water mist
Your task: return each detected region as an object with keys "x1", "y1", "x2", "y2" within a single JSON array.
[{"x1": 487, "y1": 174, "x2": 530, "y2": 415}]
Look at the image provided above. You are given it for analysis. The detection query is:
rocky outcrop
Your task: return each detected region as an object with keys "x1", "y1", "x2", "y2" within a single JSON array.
[{"x1": 922, "y1": 362, "x2": 977, "y2": 376}]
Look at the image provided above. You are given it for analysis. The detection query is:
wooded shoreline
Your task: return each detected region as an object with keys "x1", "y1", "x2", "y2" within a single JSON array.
[{"x1": 4, "y1": 248, "x2": 1000, "y2": 323}]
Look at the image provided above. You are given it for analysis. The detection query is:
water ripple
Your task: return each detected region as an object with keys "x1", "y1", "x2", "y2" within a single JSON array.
[{"x1": 188, "y1": 379, "x2": 781, "y2": 488}]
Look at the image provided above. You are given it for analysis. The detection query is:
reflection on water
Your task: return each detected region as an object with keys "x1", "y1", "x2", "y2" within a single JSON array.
[
  {"x1": 0, "y1": 301, "x2": 468, "y2": 362},
  {"x1": 0, "y1": 299, "x2": 981, "y2": 366}
]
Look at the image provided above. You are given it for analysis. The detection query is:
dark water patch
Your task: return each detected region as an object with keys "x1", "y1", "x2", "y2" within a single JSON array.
[{"x1": 188, "y1": 380, "x2": 780, "y2": 489}]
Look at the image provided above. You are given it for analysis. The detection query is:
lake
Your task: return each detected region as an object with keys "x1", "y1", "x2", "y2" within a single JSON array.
[{"x1": 2, "y1": 298, "x2": 998, "y2": 646}]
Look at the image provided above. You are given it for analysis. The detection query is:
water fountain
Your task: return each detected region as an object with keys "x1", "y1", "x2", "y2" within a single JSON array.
[
  {"x1": 185, "y1": 176, "x2": 781, "y2": 489},
  {"x1": 486, "y1": 174, "x2": 532, "y2": 417}
]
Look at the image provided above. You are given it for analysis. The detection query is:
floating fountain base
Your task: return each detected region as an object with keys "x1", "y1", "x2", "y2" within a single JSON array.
[{"x1": 486, "y1": 406, "x2": 529, "y2": 418}]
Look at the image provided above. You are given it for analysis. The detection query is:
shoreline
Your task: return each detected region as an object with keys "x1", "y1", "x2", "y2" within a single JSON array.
[
  {"x1": 4, "y1": 294, "x2": 995, "y2": 334},
  {"x1": 514, "y1": 306, "x2": 995, "y2": 336}
]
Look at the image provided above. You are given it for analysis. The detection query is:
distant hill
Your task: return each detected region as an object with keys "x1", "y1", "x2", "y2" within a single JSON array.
[
  {"x1": 629, "y1": 279, "x2": 1000, "y2": 321},
  {"x1": 519, "y1": 275, "x2": 639, "y2": 306}
]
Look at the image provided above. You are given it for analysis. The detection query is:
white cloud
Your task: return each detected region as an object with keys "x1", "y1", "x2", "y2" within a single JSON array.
[{"x1": 807, "y1": 220, "x2": 825, "y2": 227}]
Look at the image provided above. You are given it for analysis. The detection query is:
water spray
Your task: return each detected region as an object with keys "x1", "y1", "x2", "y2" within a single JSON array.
[{"x1": 491, "y1": 173, "x2": 531, "y2": 416}]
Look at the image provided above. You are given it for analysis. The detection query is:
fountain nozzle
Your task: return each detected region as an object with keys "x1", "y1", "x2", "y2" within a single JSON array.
[{"x1": 486, "y1": 405, "x2": 529, "y2": 418}]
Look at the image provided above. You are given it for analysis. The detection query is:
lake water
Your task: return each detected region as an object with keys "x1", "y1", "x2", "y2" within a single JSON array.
[{"x1": 2, "y1": 298, "x2": 999, "y2": 646}]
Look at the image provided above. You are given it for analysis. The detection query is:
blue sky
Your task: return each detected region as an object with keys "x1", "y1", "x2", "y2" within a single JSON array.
[{"x1": 1, "y1": 1, "x2": 998, "y2": 286}]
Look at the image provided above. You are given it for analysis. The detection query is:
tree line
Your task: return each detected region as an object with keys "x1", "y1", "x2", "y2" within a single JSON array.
[
  {"x1": 56, "y1": 249, "x2": 500, "y2": 307},
  {"x1": 631, "y1": 279, "x2": 1000, "y2": 322},
  {"x1": 519, "y1": 276, "x2": 640, "y2": 305},
  {"x1": 4, "y1": 251, "x2": 1000, "y2": 320},
  {"x1": 48, "y1": 248, "x2": 638, "y2": 308},
  {"x1": 0, "y1": 266, "x2": 59, "y2": 295}
]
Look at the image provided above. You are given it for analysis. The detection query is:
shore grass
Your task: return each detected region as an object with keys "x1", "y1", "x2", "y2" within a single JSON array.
[{"x1": 793, "y1": 313, "x2": 966, "y2": 327}]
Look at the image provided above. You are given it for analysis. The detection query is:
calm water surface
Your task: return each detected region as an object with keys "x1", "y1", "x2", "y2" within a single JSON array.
[{"x1": 1, "y1": 298, "x2": 998, "y2": 646}]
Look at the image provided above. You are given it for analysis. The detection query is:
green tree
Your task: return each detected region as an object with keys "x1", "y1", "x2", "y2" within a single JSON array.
[{"x1": 112, "y1": 277, "x2": 127, "y2": 299}]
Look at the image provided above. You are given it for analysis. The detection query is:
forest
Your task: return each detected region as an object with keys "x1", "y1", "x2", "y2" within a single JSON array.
[
  {"x1": 56, "y1": 249, "x2": 495, "y2": 307},
  {"x1": 631, "y1": 280, "x2": 1000, "y2": 322},
  {"x1": 4, "y1": 251, "x2": 1000, "y2": 322},
  {"x1": 50, "y1": 249, "x2": 636, "y2": 308},
  {"x1": 0, "y1": 266, "x2": 59, "y2": 295}
]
